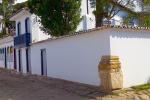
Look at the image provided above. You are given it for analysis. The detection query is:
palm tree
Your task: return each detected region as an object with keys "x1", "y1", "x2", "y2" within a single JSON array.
[
  {"x1": 0, "y1": 0, "x2": 14, "y2": 36},
  {"x1": 2, "y1": 0, "x2": 8, "y2": 34}
]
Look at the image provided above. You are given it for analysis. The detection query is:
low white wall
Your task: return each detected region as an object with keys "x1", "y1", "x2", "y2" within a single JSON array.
[
  {"x1": 30, "y1": 29, "x2": 110, "y2": 86},
  {"x1": 110, "y1": 29, "x2": 150, "y2": 87},
  {"x1": 2, "y1": 27, "x2": 149, "y2": 88}
]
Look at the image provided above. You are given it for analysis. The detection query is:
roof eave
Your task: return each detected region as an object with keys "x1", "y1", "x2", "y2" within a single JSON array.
[{"x1": 10, "y1": 8, "x2": 31, "y2": 21}]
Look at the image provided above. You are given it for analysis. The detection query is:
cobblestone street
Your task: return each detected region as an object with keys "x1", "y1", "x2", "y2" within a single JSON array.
[{"x1": 0, "y1": 69, "x2": 149, "y2": 100}]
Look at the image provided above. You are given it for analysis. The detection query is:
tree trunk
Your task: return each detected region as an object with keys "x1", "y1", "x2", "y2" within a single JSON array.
[
  {"x1": 95, "y1": 0, "x2": 103, "y2": 27},
  {"x1": 96, "y1": 15, "x2": 103, "y2": 27}
]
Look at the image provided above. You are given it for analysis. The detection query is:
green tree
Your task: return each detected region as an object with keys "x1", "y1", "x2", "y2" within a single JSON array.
[
  {"x1": 141, "y1": 0, "x2": 150, "y2": 26},
  {"x1": 0, "y1": 0, "x2": 11, "y2": 34},
  {"x1": 140, "y1": 16, "x2": 150, "y2": 27},
  {"x1": 143, "y1": 0, "x2": 150, "y2": 5},
  {"x1": 12, "y1": 1, "x2": 28, "y2": 14},
  {"x1": 28, "y1": 0, "x2": 81, "y2": 37},
  {"x1": 0, "y1": 0, "x2": 28, "y2": 36},
  {"x1": 123, "y1": 0, "x2": 150, "y2": 27}
]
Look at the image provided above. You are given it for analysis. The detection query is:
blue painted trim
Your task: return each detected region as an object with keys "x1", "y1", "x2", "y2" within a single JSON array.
[
  {"x1": 17, "y1": 22, "x2": 21, "y2": 36},
  {"x1": 4, "y1": 48, "x2": 7, "y2": 68},
  {"x1": 25, "y1": 17, "x2": 30, "y2": 33},
  {"x1": 14, "y1": 33, "x2": 31, "y2": 48}
]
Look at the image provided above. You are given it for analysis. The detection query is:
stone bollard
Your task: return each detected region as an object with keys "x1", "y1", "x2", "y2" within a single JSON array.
[{"x1": 98, "y1": 55, "x2": 123, "y2": 93}]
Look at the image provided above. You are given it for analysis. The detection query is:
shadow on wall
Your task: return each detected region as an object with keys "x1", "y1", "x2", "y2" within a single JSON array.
[{"x1": 110, "y1": 29, "x2": 150, "y2": 39}]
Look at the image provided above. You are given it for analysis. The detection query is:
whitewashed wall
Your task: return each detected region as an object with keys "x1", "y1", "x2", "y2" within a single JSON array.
[
  {"x1": 1, "y1": 27, "x2": 149, "y2": 88},
  {"x1": 110, "y1": 29, "x2": 150, "y2": 87},
  {"x1": 31, "y1": 14, "x2": 50, "y2": 43},
  {"x1": 29, "y1": 28, "x2": 150, "y2": 87},
  {"x1": 30, "y1": 29, "x2": 110, "y2": 86},
  {"x1": 15, "y1": 47, "x2": 26, "y2": 73}
]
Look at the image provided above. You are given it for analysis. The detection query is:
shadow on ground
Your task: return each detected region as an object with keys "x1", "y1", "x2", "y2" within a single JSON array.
[{"x1": 0, "y1": 68, "x2": 109, "y2": 100}]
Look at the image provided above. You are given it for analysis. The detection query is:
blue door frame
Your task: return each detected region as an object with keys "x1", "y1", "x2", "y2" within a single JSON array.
[
  {"x1": 4, "y1": 48, "x2": 7, "y2": 68},
  {"x1": 41, "y1": 49, "x2": 44, "y2": 75},
  {"x1": 14, "y1": 48, "x2": 17, "y2": 69},
  {"x1": 41, "y1": 49, "x2": 47, "y2": 76},
  {"x1": 26, "y1": 48, "x2": 30, "y2": 73},
  {"x1": 18, "y1": 50, "x2": 22, "y2": 72}
]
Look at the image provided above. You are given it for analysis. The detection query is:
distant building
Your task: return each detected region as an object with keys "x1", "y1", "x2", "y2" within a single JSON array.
[
  {"x1": 79, "y1": 0, "x2": 144, "y2": 30},
  {"x1": 0, "y1": 0, "x2": 27, "y2": 4},
  {"x1": 9, "y1": 0, "x2": 27, "y2": 5},
  {"x1": 0, "y1": 15, "x2": 3, "y2": 33},
  {"x1": 103, "y1": 0, "x2": 143, "y2": 26}
]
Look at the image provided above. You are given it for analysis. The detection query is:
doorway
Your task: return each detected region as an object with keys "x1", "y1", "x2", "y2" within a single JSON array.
[
  {"x1": 18, "y1": 49, "x2": 22, "y2": 72},
  {"x1": 14, "y1": 48, "x2": 17, "y2": 69},
  {"x1": 4, "y1": 48, "x2": 7, "y2": 68},
  {"x1": 41, "y1": 49, "x2": 47, "y2": 76},
  {"x1": 26, "y1": 48, "x2": 31, "y2": 73}
]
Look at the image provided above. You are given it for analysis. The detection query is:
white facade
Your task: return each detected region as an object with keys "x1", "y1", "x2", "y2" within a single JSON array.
[
  {"x1": 31, "y1": 14, "x2": 50, "y2": 43},
  {"x1": 110, "y1": 28, "x2": 150, "y2": 87},
  {"x1": 0, "y1": 24, "x2": 150, "y2": 88},
  {"x1": 10, "y1": 9, "x2": 50, "y2": 43},
  {"x1": 10, "y1": 9, "x2": 50, "y2": 73},
  {"x1": 19, "y1": 27, "x2": 149, "y2": 88},
  {"x1": 33, "y1": 28, "x2": 150, "y2": 87},
  {"x1": 30, "y1": 29, "x2": 110, "y2": 85},
  {"x1": 133, "y1": 0, "x2": 143, "y2": 12},
  {"x1": 0, "y1": 36, "x2": 14, "y2": 69}
]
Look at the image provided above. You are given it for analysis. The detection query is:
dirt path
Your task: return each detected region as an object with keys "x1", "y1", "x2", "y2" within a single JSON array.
[
  {"x1": 0, "y1": 69, "x2": 91, "y2": 100},
  {"x1": 0, "y1": 69, "x2": 149, "y2": 100}
]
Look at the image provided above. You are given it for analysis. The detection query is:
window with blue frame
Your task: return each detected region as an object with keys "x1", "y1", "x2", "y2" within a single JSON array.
[
  {"x1": 17, "y1": 22, "x2": 21, "y2": 36},
  {"x1": 10, "y1": 46, "x2": 14, "y2": 62},
  {"x1": 25, "y1": 18, "x2": 30, "y2": 33},
  {"x1": 0, "y1": 48, "x2": 5, "y2": 60},
  {"x1": 0, "y1": 48, "x2": 2, "y2": 60}
]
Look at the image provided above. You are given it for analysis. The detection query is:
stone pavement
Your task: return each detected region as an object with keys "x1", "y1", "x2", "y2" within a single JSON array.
[
  {"x1": 0, "y1": 68, "x2": 149, "y2": 100},
  {"x1": 87, "y1": 88, "x2": 150, "y2": 100}
]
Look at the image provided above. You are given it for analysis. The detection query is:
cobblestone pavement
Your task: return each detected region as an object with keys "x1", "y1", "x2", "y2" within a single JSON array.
[
  {"x1": 89, "y1": 89, "x2": 150, "y2": 100},
  {"x1": 0, "y1": 69, "x2": 149, "y2": 100}
]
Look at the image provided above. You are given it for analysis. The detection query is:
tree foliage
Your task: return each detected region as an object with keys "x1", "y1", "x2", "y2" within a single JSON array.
[
  {"x1": 0, "y1": 0, "x2": 27, "y2": 35},
  {"x1": 28, "y1": 0, "x2": 81, "y2": 37},
  {"x1": 90, "y1": 0, "x2": 135, "y2": 27},
  {"x1": 140, "y1": 16, "x2": 150, "y2": 27},
  {"x1": 123, "y1": 0, "x2": 150, "y2": 27},
  {"x1": 143, "y1": 0, "x2": 150, "y2": 5},
  {"x1": 12, "y1": 1, "x2": 28, "y2": 14},
  {"x1": 0, "y1": 0, "x2": 12, "y2": 34}
]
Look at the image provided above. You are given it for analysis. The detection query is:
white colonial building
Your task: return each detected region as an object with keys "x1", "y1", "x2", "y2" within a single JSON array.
[
  {"x1": 0, "y1": 36, "x2": 14, "y2": 69},
  {"x1": 9, "y1": 8, "x2": 50, "y2": 73},
  {"x1": 0, "y1": 0, "x2": 149, "y2": 90}
]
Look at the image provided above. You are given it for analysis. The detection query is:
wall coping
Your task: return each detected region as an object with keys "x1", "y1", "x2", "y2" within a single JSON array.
[{"x1": 31, "y1": 25, "x2": 150, "y2": 45}]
